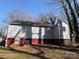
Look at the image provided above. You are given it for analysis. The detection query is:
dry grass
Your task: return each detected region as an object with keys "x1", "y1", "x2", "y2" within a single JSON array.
[{"x1": 0, "y1": 44, "x2": 79, "y2": 59}]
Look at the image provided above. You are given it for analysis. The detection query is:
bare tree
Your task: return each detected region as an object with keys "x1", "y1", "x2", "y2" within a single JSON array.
[
  {"x1": 62, "y1": 1, "x2": 73, "y2": 42},
  {"x1": 8, "y1": 10, "x2": 33, "y2": 22},
  {"x1": 38, "y1": 13, "x2": 58, "y2": 26},
  {"x1": 49, "y1": 0, "x2": 79, "y2": 42},
  {"x1": 73, "y1": 0, "x2": 79, "y2": 17}
]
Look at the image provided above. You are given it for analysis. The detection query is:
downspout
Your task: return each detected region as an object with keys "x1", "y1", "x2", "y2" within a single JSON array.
[{"x1": 58, "y1": 23, "x2": 60, "y2": 39}]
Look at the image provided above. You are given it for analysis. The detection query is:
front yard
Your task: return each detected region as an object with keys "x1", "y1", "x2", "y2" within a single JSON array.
[{"x1": 0, "y1": 44, "x2": 79, "y2": 59}]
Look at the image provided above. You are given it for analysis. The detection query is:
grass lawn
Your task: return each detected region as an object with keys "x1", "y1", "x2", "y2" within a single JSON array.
[{"x1": 0, "y1": 44, "x2": 79, "y2": 59}]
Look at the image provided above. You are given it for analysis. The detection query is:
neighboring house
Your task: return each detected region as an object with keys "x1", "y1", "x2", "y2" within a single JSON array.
[
  {"x1": 6, "y1": 20, "x2": 70, "y2": 46},
  {"x1": 0, "y1": 32, "x2": 5, "y2": 46}
]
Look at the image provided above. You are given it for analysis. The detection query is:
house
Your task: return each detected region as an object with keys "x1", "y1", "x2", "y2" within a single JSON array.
[
  {"x1": 5, "y1": 20, "x2": 70, "y2": 46},
  {"x1": 0, "y1": 32, "x2": 5, "y2": 46}
]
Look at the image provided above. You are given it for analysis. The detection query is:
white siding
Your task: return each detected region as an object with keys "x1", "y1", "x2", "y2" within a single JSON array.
[
  {"x1": 32, "y1": 27, "x2": 39, "y2": 33},
  {"x1": 41, "y1": 27, "x2": 45, "y2": 39},
  {"x1": 62, "y1": 22, "x2": 70, "y2": 39},
  {"x1": 32, "y1": 27, "x2": 39, "y2": 39},
  {"x1": 7, "y1": 21, "x2": 70, "y2": 41},
  {"x1": 7, "y1": 25, "x2": 22, "y2": 38},
  {"x1": 15, "y1": 30, "x2": 26, "y2": 44}
]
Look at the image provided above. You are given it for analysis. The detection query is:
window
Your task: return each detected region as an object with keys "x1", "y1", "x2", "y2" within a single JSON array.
[{"x1": 63, "y1": 27, "x2": 66, "y2": 31}]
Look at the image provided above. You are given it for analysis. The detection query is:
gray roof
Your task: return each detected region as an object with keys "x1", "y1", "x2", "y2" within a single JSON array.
[{"x1": 10, "y1": 20, "x2": 53, "y2": 28}]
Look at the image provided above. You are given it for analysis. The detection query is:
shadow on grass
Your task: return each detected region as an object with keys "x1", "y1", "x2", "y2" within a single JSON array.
[
  {"x1": 8, "y1": 46, "x2": 50, "y2": 59},
  {"x1": 0, "y1": 44, "x2": 79, "y2": 59},
  {"x1": 31, "y1": 44, "x2": 79, "y2": 54},
  {"x1": 30, "y1": 45, "x2": 44, "y2": 55},
  {"x1": 0, "y1": 57, "x2": 5, "y2": 59}
]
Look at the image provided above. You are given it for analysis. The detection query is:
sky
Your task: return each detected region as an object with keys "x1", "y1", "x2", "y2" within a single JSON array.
[{"x1": 0, "y1": 0, "x2": 61, "y2": 27}]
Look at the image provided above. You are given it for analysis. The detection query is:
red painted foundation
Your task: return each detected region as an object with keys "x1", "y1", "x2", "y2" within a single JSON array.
[
  {"x1": 7, "y1": 38, "x2": 67, "y2": 46},
  {"x1": 32, "y1": 38, "x2": 38, "y2": 44},
  {"x1": 20, "y1": 38, "x2": 25, "y2": 45},
  {"x1": 31, "y1": 38, "x2": 43, "y2": 45},
  {"x1": 7, "y1": 38, "x2": 44, "y2": 45},
  {"x1": 7, "y1": 38, "x2": 14, "y2": 46}
]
